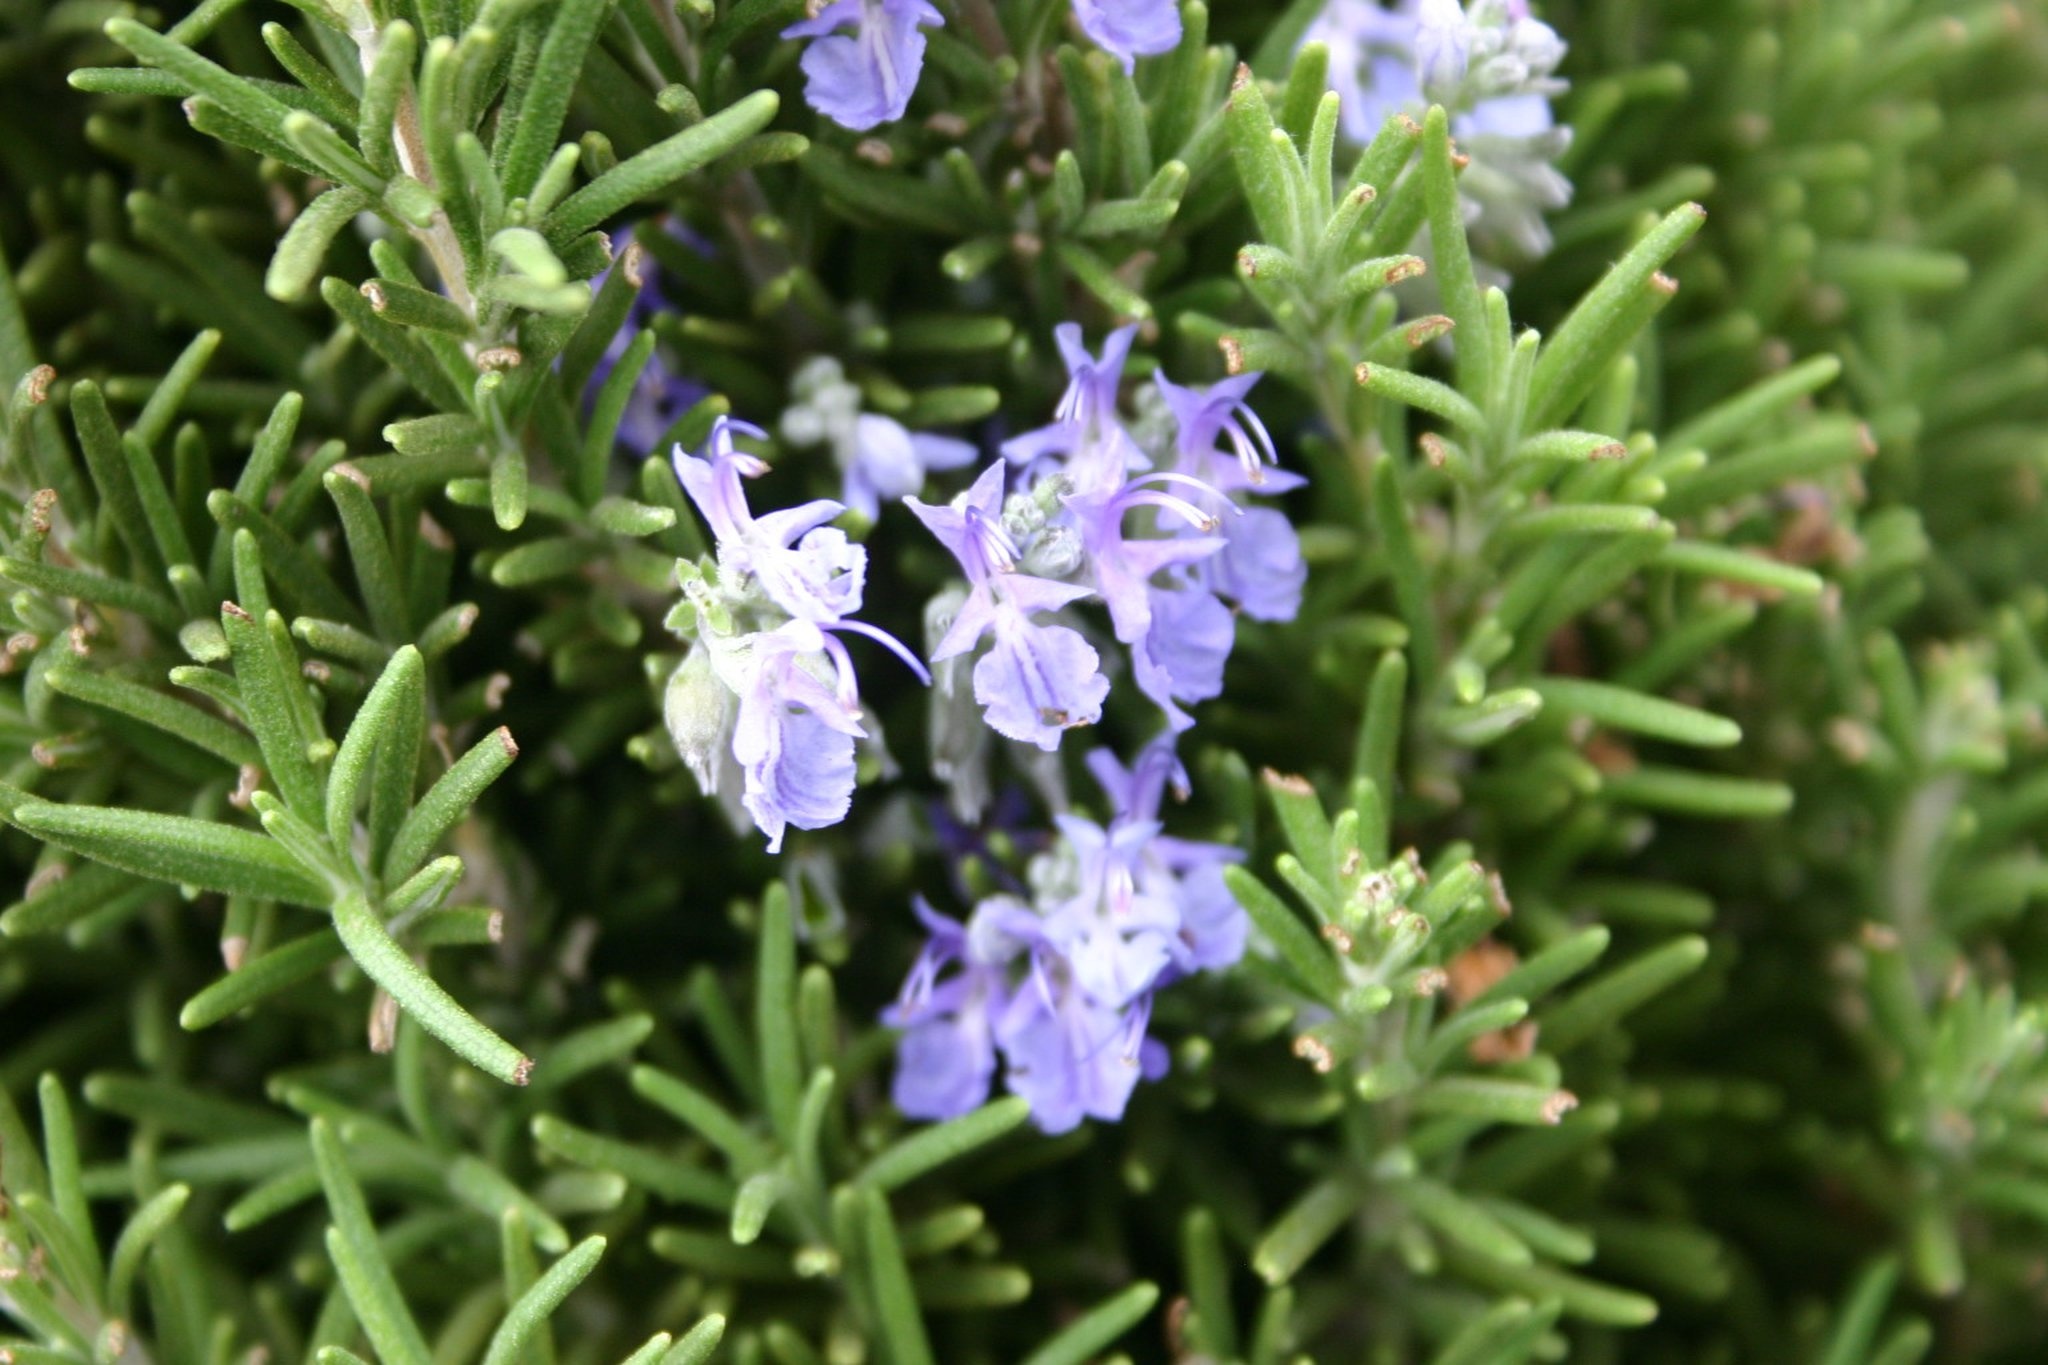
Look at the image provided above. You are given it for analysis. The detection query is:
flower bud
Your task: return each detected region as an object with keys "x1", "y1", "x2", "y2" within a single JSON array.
[{"x1": 664, "y1": 646, "x2": 735, "y2": 794}]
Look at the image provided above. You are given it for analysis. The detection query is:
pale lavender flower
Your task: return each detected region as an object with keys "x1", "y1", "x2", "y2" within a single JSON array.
[
  {"x1": 1157, "y1": 372, "x2": 1307, "y2": 624},
  {"x1": 1305, "y1": 0, "x2": 1424, "y2": 142},
  {"x1": 1002, "y1": 323, "x2": 1148, "y2": 492},
  {"x1": 1131, "y1": 577, "x2": 1234, "y2": 730},
  {"x1": 885, "y1": 736, "x2": 1246, "y2": 1132},
  {"x1": 1070, "y1": 0, "x2": 1182, "y2": 72},
  {"x1": 782, "y1": 357, "x2": 980, "y2": 521},
  {"x1": 993, "y1": 971, "x2": 1162, "y2": 1134},
  {"x1": 674, "y1": 418, "x2": 865, "y2": 623},
  {"x1": 731, "y1": 620, "x2": 867, "y2": 852},
  {"x1": 907, "y1": 462, "x2": 1111, "y2": 750},
  {"x1": 1086, "y1": 736, "x2": 1247, "y2": 974},
  {"x1": 1041, "y1": 813, "x2": 1181, "y2": 1006},
  {"x1": 883, "y1": 898, "x2": 1007, "y2": 1118},
  {"x1": 842, "y1": 415, "x2": 978, "y2": 522},
  {"x1": 1307, "y1": 0, "x2": 1572, "y2": 259},
  {"x1": 782, "y1": 0, "x2": 945, "y2": 131},
  {"x1": 1063, "y1": 475, "x2": 1224, "y2": 648},
  {"x1": 667, "y1": 415, "x2": 929, "y2": 852}
]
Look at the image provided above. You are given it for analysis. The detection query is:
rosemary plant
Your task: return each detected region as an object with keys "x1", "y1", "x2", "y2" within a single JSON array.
[{"x1": 2, "y1": 0, "x2": 2045, "y2": 1362}]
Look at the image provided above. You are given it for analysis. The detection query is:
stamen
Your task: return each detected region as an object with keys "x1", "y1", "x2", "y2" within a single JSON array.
[
  {"x1": 1118, "y1": 489, "x2": 1225, "y2": 532},
  {"x1": 826, "y1": 618, "x2": 934, "y2": 685}
]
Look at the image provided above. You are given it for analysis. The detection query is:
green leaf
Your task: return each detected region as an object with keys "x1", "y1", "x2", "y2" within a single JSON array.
[
  {"x1": 180, "y1": 928, "x2": 343, "y2": 1029},
  {"x1": 266, "y1": 187, "x2": 370, "y2": 304},
  {"x1": 1529, "y1": 203, "x2": 1705, "y2": 429},
  {"x1": 357, "y1": 21, "x2": 417, "y2": 179},
  {"x1": 756, "y1": 883, "x2": 803, "y2": 1143},
  {"x1": 1396, "y1": 1177, "x2": 1531, "y2": 1265},
  {"x1": 1442, "y1": 1247, "x2": 1657, "y2": 1327},
  {"x1": 1429, "y1": 1298, "x2": 1561, "y2": 1365},
  {"x1": 313, "y1": 1117, "x2": 435, "y2": 1365},
  {"x1": 1253, "y1": 1178, "x2": 1362, "y2": 1286},
  {"x1": 1355, "y1": 362, "x2": 1486, "y2": 432},
  {"x1": 383, "y1": 726, "x2": 519, "y2": 884},
  {"x1": 858, "y1": 1097, "x2": 1032, "y2": 1192},
  {"x1": 1420, "y1": 106, "x2": 1487, "y2": 400},
  {"x1": 332, "y1": 892, "x2": 532, "y2": 1085},
  {"x1": 530, "y1": 1115, "x2": 733, "y2": 1210},
  {"x1": 1538, "y1": 936, "x2": 1709, "y2": 1052},
  {"x1": 1, "y1": 863, "x2": 152, "y2": 939},
  {"x1": 1528, "y1": 677, "x2": 1741, "y2": 747},
  {"x1": 548, "y1": 91, "x2": 781, "y2": 244},
  {"x1": 10, "y1": 800, "x2": 328, "y2": 905},
  {"x1": 38, "y1": 1076, "x2": 102, "y2": 1292},
  {"x1": 1223, "y1": 864, "x2": 1343, "y2": 1002},
  {"x1": 1411, "y1": 1078, "x2": 1579, "y2": 1126},
  {"x1": 0, "y1": 556, "x2": 185, "y2": 633},
  {"x1": 46, "y1": 666, "x2": 261, "y2": 769},
  {"x1": 1227, "y1": 64, "x2": 1300, "y2": 253},
  {"x1": 220, "y1": 601, "x2": 325, "y2": 816},
  {"x1": 658, "y1": 1316, "x2": 727, "y2": 1365},
  {"x1": 107, "y1": 1183, "x2": 191, "y2": 1321},
  {"x1": 629, "y1": 1066, "x2": 762, "y2": 1168},
  {"x1": 855, "y1": 1185, "x2": 934, "y2": 1365},
  {"x1": 327, "y1": 646, "x2": 425, "y2": 854},
  {"x1": 1263, "y1": 767, "x2": 1337, "y2": 890},
  {"x1": 105, "y1": 17, "x2": 293, "y2": 139},
  {"x1": 70, "y1": 378, "x2": 164, "y2": 581},
  {"x1": 1601, "y1": 766, "x2": 1794, "y2": 819},
  {"x1": 482, "y1": 1236, "x2": 606, "y2": 1365},
  {"x1": 499, "y1": 0, "x2": 613, "y2": 197},
  {"x1": 1017, "y1": 1282, "x2": 1161, "y2": 1365}
]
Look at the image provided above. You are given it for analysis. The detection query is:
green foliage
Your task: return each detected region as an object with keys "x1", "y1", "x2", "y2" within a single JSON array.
[{"x1": 0, "y1": 0, "x2": 2045, "y2": 1362}]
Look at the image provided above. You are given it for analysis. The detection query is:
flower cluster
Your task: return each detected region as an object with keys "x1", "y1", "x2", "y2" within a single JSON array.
[
  {"x1": 782, "y1": 0, "x2": 1182, "y2": 131},
  {"x1": 890, "y1": 326, "x2": 1300, "y2": 1130},
  {"x1": 662, "y1": 417, "x2": 929, "y2": 852},
  {"x1": 885, "y1": 737, "x2": 1247, "y2": 1132},
  {"x1": 1307, "y1": 0, "x2": 1572, "y2": 259},
  {"x1": 911, "y1": 324, "x2": 1304, "y2": 770}
]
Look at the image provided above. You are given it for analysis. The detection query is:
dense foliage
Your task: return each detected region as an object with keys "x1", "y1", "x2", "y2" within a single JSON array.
[{"x1": 3, "y1": 0, "x2": 2046, "y2": 1362}]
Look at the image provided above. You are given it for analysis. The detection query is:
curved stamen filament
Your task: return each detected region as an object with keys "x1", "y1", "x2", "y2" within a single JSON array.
[
  {"x1": 827, "y1": 618, "x2": 934, "y2": 686},
  {"x1": 1118, "y1": 488, "x2": 1227, "y2": 532}
]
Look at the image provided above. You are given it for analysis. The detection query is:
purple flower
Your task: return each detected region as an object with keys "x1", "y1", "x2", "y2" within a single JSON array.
[
  {"x1": 666, "y1": 414, "x2": 930, "y2": 851},
  {"x1": 993, "y1": 970, "x2": 1156, "y2": 1134},
  {"x1": 1070, "y1": 0, "x2": 1182, "y2": 72},
  {"x1": 731, "y1": 620, "x2": 867, "y2": 852},
  {"x1": 782, "y1": 0, "x2": 945, "y2": 131},
  {"x1": 714, "y1": 611, "x2": 930, "y2": 852},
  {"x1": 674, "y1": 418, "x2": 866, "y2": 623},
  {"x1": 883, "y1": 898, "x2": 1006, "y2": 1118},
  {"x1": 1131, "y1": 578, "x2": 1234, "y2": 730},
  {"x1": 885, "y1": 735, "x2": 1247, "y2": 1132},
  {"x1": 1157, "y1": 372, "x2": 1307, "y2": 623},
  {"x1": 1415, "y1": 0, "x2": 1473, "y2": 88},
  {"x1": 1086, "y1": 736, "x2": 1247, "y2": 974},
  {"x1": 1305, "y1": 0, "x2": 1424, "y2": 142},
  {"x1": 1062, "y1": 474, "x2": 1224, "y2": 648},
  {"x1": 907, "y1": 462, "x2": 1111, "y2": 750},
  {"x1": 842, "y1": 414, "x2": 978, "y2": 522},
  {"x1": 1002, "y1": 323, "x2": 1148, "y2": 491},
  {"x1": 1306, "y1": 0, "x2": 1572, "y2": 258},
  {"x1": 1042, "y1": 813, "x2": 1181, "y2": 1005}
]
